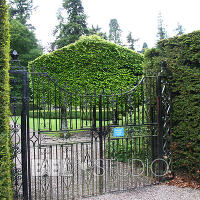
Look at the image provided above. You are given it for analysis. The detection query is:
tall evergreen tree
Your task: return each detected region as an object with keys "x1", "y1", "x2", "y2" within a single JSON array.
[
  {"x1": 108, "y1": 19, "x2": 122, "y2": 45},
  {"x1": 175, "y1": 23, "x2": 185, "y2": 36},
  {"x1": 157, "y1": 12, "x2": 167, "y2": 41},
  {"x1": 141, "y1": 42, "x2": 148, "y2": 53},
  {"x1": 126, "y1": 32, "x2": 138, "y2": 50},
  {"x1": 9, "y1": 0, "x2": 33, "y2": 25},
  {"x1": 54, "y1": 0, "x2": 89, "y2": 48},
  {"x1": 88, "y1": 25, "x2": 107, "y2": 40}
]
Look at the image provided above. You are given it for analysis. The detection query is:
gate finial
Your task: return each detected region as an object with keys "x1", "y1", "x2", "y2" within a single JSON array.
[{"x1": 11, "y1": 50, "x2": 19, "y2": 60}]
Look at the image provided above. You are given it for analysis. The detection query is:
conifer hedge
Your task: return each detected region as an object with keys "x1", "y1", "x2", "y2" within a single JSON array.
[
  {"x1": 29, "y1": 35, "x2": 143, "y2": 94},
  {"x1": 0, "y1": 0, "x2": 13, "y2": 199},
  {"x1": 144, "y1": 31, "x2": 200, "y2": 180}
]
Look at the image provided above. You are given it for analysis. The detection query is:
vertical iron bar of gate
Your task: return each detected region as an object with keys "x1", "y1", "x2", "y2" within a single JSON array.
[
  {"x1": 93, "y1": 91, "x2": 96, "y2": 129},
  {"x1": 98, "y1": 94, "x2": 103, "y2": 194},
  {"x1": 151, "y1": 77, "x2": 156, "y2": 167},
  {"x1": 21, "y1": 70, "x2": 29, "y2": 199},
  {"x1": 157, "y1": 74, "x2": 164, "y2": 181},
  {"x1": 26, "y1": 71, "x2": 32, "y2": 200}
]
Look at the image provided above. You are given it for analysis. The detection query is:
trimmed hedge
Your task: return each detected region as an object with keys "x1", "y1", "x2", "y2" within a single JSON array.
[
  {"x1": 28, "y1": 35, "x2": 143, "y2": 95},
  {"x1": 0, "y1": 1, "x2": 13, "y2": 199},
  {"x1": 144, "y1": 31, "x2": 200, "y2": 180}
]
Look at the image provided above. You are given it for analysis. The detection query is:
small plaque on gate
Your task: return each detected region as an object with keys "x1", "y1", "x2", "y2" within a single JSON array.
[{"x1": 113, "y1": 127, "x2": 124, "y2": 137}]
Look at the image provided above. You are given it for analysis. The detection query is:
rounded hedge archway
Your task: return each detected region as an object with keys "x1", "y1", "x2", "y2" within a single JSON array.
[{"x1": 29, "y1": 35, "x2": 144, "y2": 94}]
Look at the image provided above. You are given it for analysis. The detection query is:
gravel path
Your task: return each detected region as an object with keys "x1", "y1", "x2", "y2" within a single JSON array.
[{"x1": 84, "y1": 185, "x2": 200, "y2": 200}]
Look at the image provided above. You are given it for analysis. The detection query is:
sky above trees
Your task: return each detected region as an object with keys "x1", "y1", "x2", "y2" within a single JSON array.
[{"x1": 30, "y1": 0, "x2": 200, "y2": 50}]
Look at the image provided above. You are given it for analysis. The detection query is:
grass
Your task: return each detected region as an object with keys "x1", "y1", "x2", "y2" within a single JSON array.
[
  {"x1": 29, "y1": 109, "x2": 114, "y2": 121},
  {"x1": 11, "y1": 115, "x2": 99, "y2": 131},
  {"x1": 10, "y1": 105, "x2": 149, "y2": 138}
]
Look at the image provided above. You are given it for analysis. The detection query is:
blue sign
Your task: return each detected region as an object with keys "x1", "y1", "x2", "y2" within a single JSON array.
[{"x1": 113, "y1": 127, "x2": 124, "y2": 137}]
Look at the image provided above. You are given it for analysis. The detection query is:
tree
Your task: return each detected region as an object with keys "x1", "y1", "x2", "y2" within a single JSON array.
[
  {"x1": 9, "y1": 0, "x2": 33, "y2": 25},
  {"x1": 126, "y1": 32, "x2": 138, "y2": 50},
  {"x1": 53, "y1": 0, "x2": 89, "y2": 49},
  {"x1": 88, "y1": 25, "x2": 107, "y2": 40},
  {"x1": 108, "y1": 19, "x2": 122, "y2": 45},
  {"x1": 10, "y1": 20, "x2": 42, "y2": 67},
  {"x1": 157, "y1": 12, "x2": 167, "y2": 41},
  {"x1": 175, "y1": 23, "x2": 185, "y2": 36},
  {"x1": 141, "y1": 42, "x2": 148, "y2": 53},
  {"x1": 8, "y1": 0, "x2": 42, "y2": 66}
]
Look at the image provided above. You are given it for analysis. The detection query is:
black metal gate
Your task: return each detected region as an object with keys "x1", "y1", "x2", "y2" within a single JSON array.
[{"x1": 10, "y1": 59, "x2": 171, "y2": 200}]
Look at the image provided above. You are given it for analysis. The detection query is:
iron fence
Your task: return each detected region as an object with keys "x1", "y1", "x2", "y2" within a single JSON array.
[{"x1": 10, "y1": 59, "x2": 171, "y2": 199}]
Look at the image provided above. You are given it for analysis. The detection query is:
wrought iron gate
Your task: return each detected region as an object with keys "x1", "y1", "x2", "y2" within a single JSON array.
[{"x1": 10, "y1": 59, "x2": 171, "y2": 200}]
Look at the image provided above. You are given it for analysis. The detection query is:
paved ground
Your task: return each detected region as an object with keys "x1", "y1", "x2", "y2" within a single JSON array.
[{"x1": 85, "y1": 185, "x2": 200, "y2": 200}]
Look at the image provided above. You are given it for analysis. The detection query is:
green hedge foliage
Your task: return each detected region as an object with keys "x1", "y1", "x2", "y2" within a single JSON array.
[
  {"x1": 0, "y1": 1, "x2": 13, "y2": 199},
  {"x1": 106, "y1": 138, "x2": 151, "y2": 163},
  {"x1": 28, "y1": 35, "x2": 143, "y2": 95},
  {"x1": 144, "y1": 31, "x2": 200, "y2": 180}
]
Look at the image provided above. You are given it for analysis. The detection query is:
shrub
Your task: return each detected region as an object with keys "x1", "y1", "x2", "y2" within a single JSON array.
[
  {"x1": 144, "y1": 31, "x2": 200, "y2": 180},
  {"x1": 0, "y1": 1, "x2": 13, "y2": 199},
  {"x1": 106, "y1": 138, "x2": 150, "y2": 163},
  {"x1": 28, "y1": 35, "x2": 144, "y2": 97}
]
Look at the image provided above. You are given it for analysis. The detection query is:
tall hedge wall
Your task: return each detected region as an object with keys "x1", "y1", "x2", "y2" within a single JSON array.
[
  {"x1": 144, "y1": 31, "x2": 200, "y2": 180},
  {"x1": 29, "y1": 35, "x2": 143, "y2": 94},
  {"x1": 0, "y1": 0, "x2": 13, "y2": 199}
]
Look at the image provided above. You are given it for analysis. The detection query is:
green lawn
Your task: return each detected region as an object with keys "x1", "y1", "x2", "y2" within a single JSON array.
[
  {"x1": 10, "y1": 105, "x2": 148, "y2": 138},
  {"x1": 11, "y1": 115, "x2": 100, "y2": 131}
]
